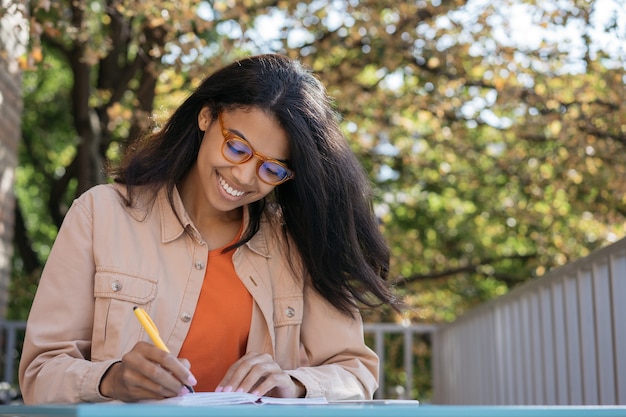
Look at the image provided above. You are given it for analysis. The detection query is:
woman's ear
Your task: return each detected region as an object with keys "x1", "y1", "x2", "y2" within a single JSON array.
[{"x1": 198, "y1": 106, "x2": 211, "y2": 131}]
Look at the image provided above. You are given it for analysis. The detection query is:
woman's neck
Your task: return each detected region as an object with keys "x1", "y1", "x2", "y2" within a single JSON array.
[{"x1": 178, "y1": 174, "x2": 243, "y2": 250}]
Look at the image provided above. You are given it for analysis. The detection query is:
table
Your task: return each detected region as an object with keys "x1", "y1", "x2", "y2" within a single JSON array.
[{"x1": 1, "y1": 404, "x2": 626, "y2": 417}]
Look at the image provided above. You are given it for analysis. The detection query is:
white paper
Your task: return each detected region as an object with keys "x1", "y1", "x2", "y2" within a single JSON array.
[{"x1": 143, "y1": 392, "x2": 328, "y2": 406}]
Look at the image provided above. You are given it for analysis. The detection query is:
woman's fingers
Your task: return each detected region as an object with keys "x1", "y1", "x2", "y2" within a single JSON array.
[
  {"x1": 140, "y1": 345, "x2": 197, "y2": 391},
  {"x1": 216, "y1": 352, "x2": 302, "y2": 397},
  {"x1": 100, "y1": 341, "x2": 195, "y2": 402}
]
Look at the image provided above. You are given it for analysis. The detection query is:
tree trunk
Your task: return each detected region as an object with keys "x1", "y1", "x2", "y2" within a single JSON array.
[{"x1": 0, "y1": 0, "x2": 28, "y2": 320}]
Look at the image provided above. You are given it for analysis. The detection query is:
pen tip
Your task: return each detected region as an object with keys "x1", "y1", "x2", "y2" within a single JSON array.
[{"x1": 133, "y1": 306, "x2": 138, "y2": 310}]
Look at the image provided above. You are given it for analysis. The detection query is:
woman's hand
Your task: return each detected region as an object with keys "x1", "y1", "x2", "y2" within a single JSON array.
[
  {"x1": 216, "y1": 352, "x2": 305, "y2": 398},
  {"x1": 99, "y1": 341, "x2": 196, "y2": 402}
]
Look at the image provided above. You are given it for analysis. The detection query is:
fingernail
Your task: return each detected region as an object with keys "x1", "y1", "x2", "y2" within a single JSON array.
[
  {"x1": 251, "y1": 391, "x2": 260, "y2": 396},
  {"x1": 223, "y1": 385, "x2": 233, "y2": 393},
  {"x1": 235, "y1": 388, "x2": 244, "y2": 393},
  {"x1": 178, "y1": 387, "x2": 188, "y2": 396},
  {"x1": 187, "y1": 375, "x2": 198, "y2": 385},
  {"x1": 215, "y1": 386, "x2": 223, "y2": 392}
]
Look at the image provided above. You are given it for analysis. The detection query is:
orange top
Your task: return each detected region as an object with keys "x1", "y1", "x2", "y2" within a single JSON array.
[{"x1": 178, "y1": 236, "x2": 252, "y2": 392}]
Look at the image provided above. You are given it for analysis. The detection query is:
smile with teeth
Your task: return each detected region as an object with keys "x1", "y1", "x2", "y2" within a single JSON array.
[{"x1": 219, "y1": 175, "x2": 245, "y2": 197}]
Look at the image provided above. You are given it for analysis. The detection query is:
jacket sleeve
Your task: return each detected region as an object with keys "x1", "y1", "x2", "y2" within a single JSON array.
[
  {"x1": 285, "y1": 286, "x2": 379, "y2": 400},
  {"x1": 18, "y1": 196, "x2": 115, "y2": 404}
]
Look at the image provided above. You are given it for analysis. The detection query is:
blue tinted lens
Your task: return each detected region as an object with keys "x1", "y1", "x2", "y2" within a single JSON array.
[
  {"x1": 224, "y1": 139, "x2": 252, "y2": 162},
  {"x1": 259, "y1": 162, "x2": 290, "y2": 183}
]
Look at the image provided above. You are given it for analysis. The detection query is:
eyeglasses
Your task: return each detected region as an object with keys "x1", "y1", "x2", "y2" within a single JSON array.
[{"x1": 218, "y1": 113, "x2": 295, "y2": 186}]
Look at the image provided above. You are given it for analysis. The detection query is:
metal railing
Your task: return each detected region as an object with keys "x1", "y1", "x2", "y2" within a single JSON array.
[
  {"x1": 364, "y1": 323, "x2": 436, "y2": 399},
  {"x1": 432, "y1": 237, "x2": 626, "y2": 405},
  {"x1": 0, "y1": 321, "x2": 25, "y2": 387}
]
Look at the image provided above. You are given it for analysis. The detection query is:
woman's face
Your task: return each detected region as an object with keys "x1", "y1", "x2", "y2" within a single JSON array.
[{"x1": 193, "y1": 106, "x2": 291, "y2": 213}]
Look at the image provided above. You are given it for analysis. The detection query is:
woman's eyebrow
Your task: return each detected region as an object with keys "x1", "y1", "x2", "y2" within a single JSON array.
[
  {"x1": 227, "y1": 126, "x2": 291, "y2": 164},
  {"x1": 226, "y1": 126, "x2": 248, "y2": 141}
]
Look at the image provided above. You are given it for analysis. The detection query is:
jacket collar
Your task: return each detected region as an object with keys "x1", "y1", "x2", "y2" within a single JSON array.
[{"x1": 157, "y1": 186, "x2": 271, "y2": 258}]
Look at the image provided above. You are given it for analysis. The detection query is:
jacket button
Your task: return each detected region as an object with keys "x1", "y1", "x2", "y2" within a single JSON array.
[
  {"x1": 181, "y1": 312, "x2": 192, "y2": 322},
  {"x1": 111, "y1": 281, "x2": 122, "y2": 292},
  {"x1": 194, "y1": 261, "x2": 205, "y2": 270},
  {"x1": 285, "y1": 307, "x2": 295, "y2": 318}
]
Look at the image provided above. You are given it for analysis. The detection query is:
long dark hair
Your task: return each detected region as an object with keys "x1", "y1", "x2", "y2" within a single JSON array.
[{"x1": 111, "y1": 54, "x2": 399, "y2": 314}]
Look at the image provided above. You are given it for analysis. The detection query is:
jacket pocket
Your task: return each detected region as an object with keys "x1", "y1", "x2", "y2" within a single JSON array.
[
  {"x1": 273, "y1": 295, "x2": 303, "y2": 327},
  {"x1": 92, "y1": 270, "x2": 158, "y2": 360},
  {"x1": 94, "y1": 270, "x2": 157, "y2": 303}
]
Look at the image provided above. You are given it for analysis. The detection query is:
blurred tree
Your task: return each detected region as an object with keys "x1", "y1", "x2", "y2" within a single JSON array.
[
  {"x1": 267, "y1": 0, "x2": 626, "y2": 322},
  {"x1": 8, "y1": 0, "x2": 626, "y2": 325}
]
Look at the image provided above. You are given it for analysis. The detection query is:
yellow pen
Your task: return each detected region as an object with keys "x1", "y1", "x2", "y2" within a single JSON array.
[{"x1": 133, "y1": 306, "x2": 195, "y2": 393}]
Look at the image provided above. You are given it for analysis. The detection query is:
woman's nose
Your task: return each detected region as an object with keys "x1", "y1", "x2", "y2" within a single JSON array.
[{"x1": 232, "y1": 159, "x2": 258, "y2": 186}]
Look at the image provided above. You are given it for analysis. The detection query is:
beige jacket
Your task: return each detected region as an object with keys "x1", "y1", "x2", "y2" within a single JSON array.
[{"x1": 19, "y1": 184, "x2": 379, "y2": 404}]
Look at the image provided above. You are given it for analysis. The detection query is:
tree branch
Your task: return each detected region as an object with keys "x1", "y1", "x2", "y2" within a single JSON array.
[{"x1": 393, "y1": 253, "x2": 537, "y2": 286}]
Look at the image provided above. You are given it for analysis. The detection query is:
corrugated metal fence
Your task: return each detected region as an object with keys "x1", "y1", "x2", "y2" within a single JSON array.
[{"x1": 432, "y1": 237, "x2": 626, "y2": 405}]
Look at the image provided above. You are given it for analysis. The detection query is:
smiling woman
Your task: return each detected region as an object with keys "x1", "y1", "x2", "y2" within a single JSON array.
[{"x1": 18, "y1": 54, "x2": 402, "y2": 405}]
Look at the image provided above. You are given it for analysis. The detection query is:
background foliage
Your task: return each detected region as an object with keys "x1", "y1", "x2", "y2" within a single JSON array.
[{"x1": 4, "y1": 0, "x2": 626, "y2": 400}]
